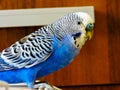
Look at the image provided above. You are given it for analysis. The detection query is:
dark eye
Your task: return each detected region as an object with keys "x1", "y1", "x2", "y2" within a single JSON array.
[{"x1": 77, "y1": 21, "x2": 81, "y2": 25}]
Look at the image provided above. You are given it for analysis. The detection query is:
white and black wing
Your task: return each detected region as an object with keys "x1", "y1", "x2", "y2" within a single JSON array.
[{"x1": 0, "y1": 28, "x2": 54, "y2": 71}]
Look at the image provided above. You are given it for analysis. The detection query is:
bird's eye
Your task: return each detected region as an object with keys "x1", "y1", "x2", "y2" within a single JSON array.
[{"x1": 77, "y1": 21, "x2": 81, "y2": 25}]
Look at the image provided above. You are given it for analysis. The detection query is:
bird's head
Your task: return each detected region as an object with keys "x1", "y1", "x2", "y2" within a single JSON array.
[
  {"x1": 74, "y1": 12, "x2": 94, "y2": 40},
  {"x1": 63, "y1": 12, "x2": 94, "y2": 48},
  {"x1": 53, "y1": 12, "x2": 94, "y2": 48}
]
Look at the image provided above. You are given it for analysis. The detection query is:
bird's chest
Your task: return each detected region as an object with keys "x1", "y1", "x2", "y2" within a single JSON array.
[
  {"x1": 52, "y1": 43, "x2": 79, "y2": 66},
  {"x1": 36, "y1": 36, "x2": 80, "y2": 78},
  {"x1": 36, "y1": 44, "x2": 80, "y2": 78},
  {"x1": 46, "y1": 35, "x2": 80, "y2": 69}
]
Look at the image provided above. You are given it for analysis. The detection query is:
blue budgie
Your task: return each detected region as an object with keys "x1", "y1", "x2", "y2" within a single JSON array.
[{"x1": 0, "y1": 12, "x2": 94, "y2": 90}]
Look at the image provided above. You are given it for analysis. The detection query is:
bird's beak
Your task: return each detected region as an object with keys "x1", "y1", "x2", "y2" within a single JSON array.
[{"x1": 86, "y1": 29, "x2": 94, "y2": 40}]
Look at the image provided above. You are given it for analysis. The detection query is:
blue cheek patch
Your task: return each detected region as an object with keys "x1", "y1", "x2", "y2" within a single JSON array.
[{"x1": 72, "y1": 32, "x2": 81, "y2": 38}]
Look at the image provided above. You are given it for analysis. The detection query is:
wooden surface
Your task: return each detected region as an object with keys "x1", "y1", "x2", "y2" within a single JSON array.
[
  {"x1": 107, "y1": 0, "x2": 120, "y2": 83},
  {"x1": 60, "y1": 84, "x2": 120, "y2": 90},
  {"x1": 0, "y1": 0, "x2": 120, "y2": 87}
]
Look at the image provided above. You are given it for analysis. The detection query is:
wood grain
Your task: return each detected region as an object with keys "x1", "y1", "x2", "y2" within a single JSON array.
[
  {"x1": 0, "y1": 0, "x2": 120, "y2": 87},
  {"x1": 107, "y1": 0, "x2": 120, "y2": 83},
  {"x1": 60, "y1": 84, "x2": 120, "y2": 90}
]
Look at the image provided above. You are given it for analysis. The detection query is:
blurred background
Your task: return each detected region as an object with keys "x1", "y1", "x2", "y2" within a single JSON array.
[{"x1": 0, "y1": 0, "x2": 120, "y2": 90}]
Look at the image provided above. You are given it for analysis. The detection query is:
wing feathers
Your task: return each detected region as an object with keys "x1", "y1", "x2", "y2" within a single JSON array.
[{"x1": 0, "y1": 27, "x2": 54, "y2": 71}]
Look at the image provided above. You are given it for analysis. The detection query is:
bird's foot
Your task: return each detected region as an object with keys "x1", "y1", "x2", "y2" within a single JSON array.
[{"x1": 34, "y1": 81, "x2": 62, "y2": 90}]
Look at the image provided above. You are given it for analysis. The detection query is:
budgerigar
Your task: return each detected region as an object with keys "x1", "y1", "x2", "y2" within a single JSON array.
[{"x1": 0, "y1": 12, "x2": 94, "y2": 90}]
